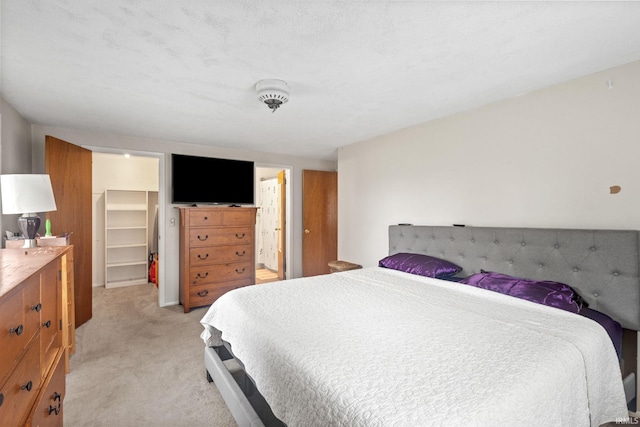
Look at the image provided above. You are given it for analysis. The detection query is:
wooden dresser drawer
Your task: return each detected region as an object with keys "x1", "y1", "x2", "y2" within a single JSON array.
[
  {"x1": 0, "y1": 276, "x2": 41, "y2": 384},
  {"x1": 189, "y1": 210, "x2": 224, "y2": 227},
  {"x1": 189, "y1": 261, "x2": 253, "y2": 285},
  {"x1": 28, "y1": 351, "x2": 65, "y2": 427},
  {"x1": 222, "y1": 209, "x2": 255, "y2": 226},
  {"x1": 188, "y1": 244, "x2": 252, "y2": 266},
  {"x1": 0, "y1": 337, "x2": 41, "y2": 427},
  {"x1": 189, "y1": 278, "x2": 254, "y2": 307},
  {"x1": 188, "y1": 208, "x2": 255, "y2": 227},
  {"x1": 189, "y1": 227, "x2": 253, "y2": 247},
  {"x1": 23, "y1": 276, "x2": 43, "y2": 334},
  {"x1": 40, "y1": 263, "x2": 60, "y2": 379}
]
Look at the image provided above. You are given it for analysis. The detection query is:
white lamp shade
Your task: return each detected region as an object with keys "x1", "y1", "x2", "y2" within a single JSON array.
[{"x1": 1, "y1": 174, "x2": 58, "y2": 215}]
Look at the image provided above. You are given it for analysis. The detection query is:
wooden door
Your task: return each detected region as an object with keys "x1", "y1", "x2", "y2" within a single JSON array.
[
  {"x1": 302, "y1": 170, "x2": 337, "y2": 277},
  {"x1": 45, "y1": 136, "x2": 93, "y2": 327},
  {"x1": 277, "y1": 170, "x2": 286, "y2": 280}
]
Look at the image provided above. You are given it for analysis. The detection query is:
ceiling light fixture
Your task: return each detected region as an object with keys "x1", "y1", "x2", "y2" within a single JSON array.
[{"x1": 255, "y1": 79, "x2": 289, "y2": 113}]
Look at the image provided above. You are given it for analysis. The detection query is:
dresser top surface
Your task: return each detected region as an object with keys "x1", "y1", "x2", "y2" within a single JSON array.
[{"x1": 0, "y1": 246, "x2": 70, "y2": 298}]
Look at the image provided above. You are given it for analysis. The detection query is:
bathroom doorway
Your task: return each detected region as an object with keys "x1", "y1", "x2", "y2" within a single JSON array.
[{"x1": 255, "y1": 165, "x2": 290, "y2": 283}]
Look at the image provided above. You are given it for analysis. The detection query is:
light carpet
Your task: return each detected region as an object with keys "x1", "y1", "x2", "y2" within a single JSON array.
[{"x1": 64, "y1": 283, "x2": 237, "y2": 427}]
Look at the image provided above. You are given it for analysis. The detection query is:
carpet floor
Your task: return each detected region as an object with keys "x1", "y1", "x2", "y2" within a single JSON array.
[{"x1": 64, "y1": 283, "x2": 237, "y2": 427}]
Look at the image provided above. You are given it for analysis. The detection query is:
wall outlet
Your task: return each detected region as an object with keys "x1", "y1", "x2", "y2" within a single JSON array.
[{"x1": 170, "y1": 218, "x2": 176, "y2": 227}]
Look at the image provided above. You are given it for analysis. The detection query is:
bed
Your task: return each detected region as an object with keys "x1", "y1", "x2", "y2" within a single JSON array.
[{"x1": 201, "y1": 225, "x2": 639, "y2": 426}]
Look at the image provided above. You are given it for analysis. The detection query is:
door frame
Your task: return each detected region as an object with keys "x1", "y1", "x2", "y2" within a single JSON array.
[
  {"x1": 85, "y1": 146, "x2": 167, "y2": 307},
  {"x1": 256, "y1": 163, "x2": 292, "y2": 281},
  {"x1": 277, "y1": 169, "x2": 286, "y2": 280}
]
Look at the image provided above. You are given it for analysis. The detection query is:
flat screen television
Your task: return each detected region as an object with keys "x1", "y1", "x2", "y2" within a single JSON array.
[{"x1": 171, "y1": 154, "x2": 255, "y2": 205}]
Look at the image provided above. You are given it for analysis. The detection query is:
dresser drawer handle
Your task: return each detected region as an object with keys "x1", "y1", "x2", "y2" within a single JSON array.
[
  {"x1": 197, "y1": 290, "x2": 209, "y2": 297},
  {"x1": 197, "y1": 235, "x2": 209, "y2": 241},
  {"x1": 21, "y1": 380, "x2": 33, "y2": 392},
  {"x1": 31, "y1": 303, "x2": 42, "y2": 312},
  {"x1": 10, "y1": 324, "x2": 24, "y2": 336},
  {"x1": 43, "y1": 320, "x2": 52, "y2": 328},
  {"x1": 49, "y1": 403, "x2": 61, "y2": 416},
  {"x1": 203, "y1": 216, "x2": 208, "y2": 221},
  {"x1": 196, "y1": 272, "x2": 209, "y2": 279},
  {"x1": 235, "y1": 233, "x2": 245, "y2": 239},
  {"x1": 197, "y1": 253, "x2": 209, "y2": 260},
  {"x1": 53, "y1": 392, "x2": 61, "y2": 402},
  {"x1": 235, "y1": 267, "x2": 246, "y2": 274},
  {"x1": 0, "y1": 393, "x2": 4, "y2": 407},
  {"x1": 235, "y1": 250, "x2": 246, "y2": 256}
]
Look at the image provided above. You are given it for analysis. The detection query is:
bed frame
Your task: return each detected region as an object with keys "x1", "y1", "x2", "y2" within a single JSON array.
[
  {"x1": 389, "y1": 225, "x2": 640, "y2": 330},
  {"x1": 206, "y1": 225, "x2": 640, "y2": 426}
]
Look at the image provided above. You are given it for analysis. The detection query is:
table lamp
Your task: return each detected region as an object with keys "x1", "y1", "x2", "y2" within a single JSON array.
[{"x1": 1, "y1": 174, "x2": 58, "y2": 248}]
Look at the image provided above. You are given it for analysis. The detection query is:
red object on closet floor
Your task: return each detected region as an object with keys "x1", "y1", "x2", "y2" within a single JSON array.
[{"x1": 149, "y1": 253, "x2": 158, "y2": 287}]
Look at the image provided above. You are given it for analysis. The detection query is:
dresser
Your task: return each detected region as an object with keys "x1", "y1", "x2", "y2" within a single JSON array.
[
  {"x1": 179, "y1": 207, "x2": 258, "y2": 313},
  {"x1": 0, "y1": 246, "x2": 74, "y2": 427}
]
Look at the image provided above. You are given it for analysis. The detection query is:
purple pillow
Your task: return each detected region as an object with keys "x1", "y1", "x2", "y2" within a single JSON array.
[
  {"x1": 378, "y1": 253, "x2": 462, "y2": 278},
  {"x1": 459, "y1": 271, "x2": 580, "y2": 313},
  {"x1": 579, "y1": 307, "x2": 622, "y2": 360}
]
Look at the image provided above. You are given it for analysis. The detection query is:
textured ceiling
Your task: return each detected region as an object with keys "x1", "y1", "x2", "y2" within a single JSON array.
[{"x1": 2, "y1": 2, "x2": 640, "y2": 160}]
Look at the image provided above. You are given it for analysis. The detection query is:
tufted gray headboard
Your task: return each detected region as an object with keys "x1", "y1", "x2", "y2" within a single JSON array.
[{"x1": 389, "y1": 225, "x2": 640, "y2": 331}]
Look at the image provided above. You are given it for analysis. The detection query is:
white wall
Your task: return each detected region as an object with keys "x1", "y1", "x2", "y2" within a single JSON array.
[
  {"x1": 30, "y1": 126, "x2": 335, "y2": 306},
  {"x1": 0, "y1": 97, "x2": 32, "y2": 174},
  {"x1": 92, "y1": 152, "x2": 159, "y2": 286},
  {"x1": 0, "y1": 96, "x2": 34, "y2": 242},
  {"x1": 338, "y1": 60, "x2": 640, "y2": 267},
  {"x1": 93, "y1": 152, "x2": 159, "y2": 192}
]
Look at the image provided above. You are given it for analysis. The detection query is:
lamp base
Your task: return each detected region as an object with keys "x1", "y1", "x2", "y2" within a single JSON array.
[
  {"x1": 21, "y1": 239, "x2": 38, "y2": 248},
  {"x1": 18, "y1": 214, "x2": 41, "y2": 248}
]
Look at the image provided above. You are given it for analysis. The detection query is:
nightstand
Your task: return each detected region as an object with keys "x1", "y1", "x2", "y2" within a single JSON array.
[{"x1": 328, "y1": 260, "x2": 362, "y2": 273}]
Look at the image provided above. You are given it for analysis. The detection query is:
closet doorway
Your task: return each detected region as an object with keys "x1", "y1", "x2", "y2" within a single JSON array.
[
  {"x1": 255, "y1": 165, "x2": 290, "y2": 284},
  {"x1": 92, "y1": 152, "x2": 160, "y2": 293}
]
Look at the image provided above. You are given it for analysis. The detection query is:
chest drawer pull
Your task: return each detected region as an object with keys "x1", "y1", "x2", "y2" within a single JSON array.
[
  {"x1": 197, "y1": 235, "x2": 209, "y2": 241},
  {"x1": 53, "y1": 392, "x2": 61, "y2": 402},
  {"x1": 0, "y1": 392, "x2": 3, "y2": 407},
  {"x1": 43, "y1": 320, "x2": 52, "y2": 328},
  {"x1": 49, "y1": 403, "x2": 61, "y2": 415},
  {"x1": 197, "y1": 253, "x2": 209, "y2": 260},
  {"x1": 31, "y1": 303, "x2": 42, "y2": 312},
  {"x1": 235, "y1": 267, "x2": 246, "y2": 274},
  {"x1": 21, "y1": 380, "x2": 33, "y2": 392},
  {"x1": 235, "y1": 250, "x2": 246, "y2": 256},
  {"x1": 10, "y1": 324, "x2": 24, "y2": 336},
  {"x1": 197, "y1": 290, "x2": 209, "y2": 297},
  {"x1": 196, "y1": 272, "x2": 209, "y2": 279},
  {"x1": 235, "y1": 233, "x2": 245, "y2": 239}
]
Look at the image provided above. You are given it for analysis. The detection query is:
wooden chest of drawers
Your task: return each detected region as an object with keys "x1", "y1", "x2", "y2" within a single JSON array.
[
  {"x1": 0, "y1": 246, "x2": 73, "y2": 426},
  {"x1": 179, "y1": 207, "x2": 257, "y2": 313}
]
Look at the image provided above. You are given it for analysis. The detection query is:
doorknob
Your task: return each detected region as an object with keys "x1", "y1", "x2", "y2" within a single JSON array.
[{"x1": 304, "y1": 229, "x2": 310, "y2": 234}]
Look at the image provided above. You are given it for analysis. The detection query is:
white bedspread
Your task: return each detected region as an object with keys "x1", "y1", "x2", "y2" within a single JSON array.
[{"x1": 200, "y1": 267, "x2": 629, "y2": 427}]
